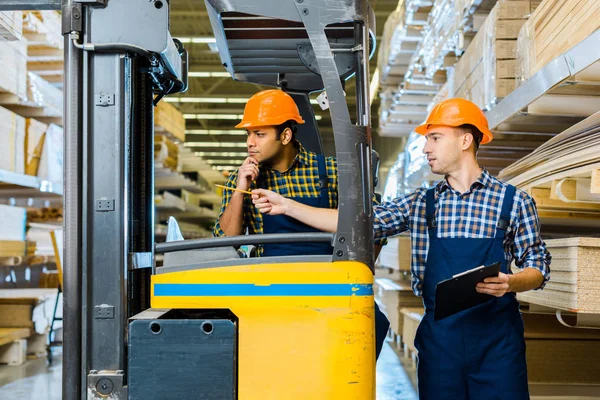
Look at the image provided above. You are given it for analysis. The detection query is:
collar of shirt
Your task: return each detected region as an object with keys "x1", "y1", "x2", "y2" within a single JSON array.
[
  {"x1": 436, "y1": 167, "x2": 492, "y2": 196},
  {"x1": 260, "y1": 141, "x2": 310, "y2": 174}
]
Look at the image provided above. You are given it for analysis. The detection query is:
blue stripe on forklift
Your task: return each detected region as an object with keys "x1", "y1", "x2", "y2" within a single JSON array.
[{"x1": 153, "y1": 283, "x2": 373, "y2": 297}]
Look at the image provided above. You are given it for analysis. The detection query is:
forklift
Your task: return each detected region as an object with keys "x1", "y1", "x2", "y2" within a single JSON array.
[{"x1": 2, "y1": 0, "x2": 377, "y2": 398}]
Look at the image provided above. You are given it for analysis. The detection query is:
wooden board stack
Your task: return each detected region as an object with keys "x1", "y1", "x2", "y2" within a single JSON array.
[
  {"x1": 523, "y1": 313, "x2": 600, "y2": 385},
  {"x1": 22, "y1": 11, "x2": 63, "y2": 86},
  {"x1": 499, "y1": 112, "x2": 600, "y2": 224},
  {"x1": 0, "y1": 38, "x2": 27, "y2": 103},
  {"x1": 0, "y1": 205, "x2": 26, "y2": 258},
  {"x1": 400, "y1": 307, "x2": 424, "y2": 363},
  {"x1": 155, "y1": 134, "x2": 179, "y2": 170},
  {"x1": 376, "y1": 234, "x2": 411, "y2": 272},
  {"x1": 374, "y1": 278, "x2": 422, "y2": 341},
  {"x1": 24, "y1": 118, "x2": 48, "y2": 176},
  {"x1": 155, "y1": 101, "x2": 186, "y2": 143},
  {"x1": 0, "y1": 106, "x2": 26, "y2": 174},
  {"x1": 452, "y1": 0, "x2": 533, "y2": 109},
  {"x1": 0, "y1": 11, "x2": 23, "y2": 41},
  {"x1": 517, "y1": 237, "x2": 600, "y2": 314},
  {"x1": 0, "y1": 288, "x2": 61, "y2": 360},
  {"x1": 516, "y1": 0, "x2": 600, "y2": 84}
]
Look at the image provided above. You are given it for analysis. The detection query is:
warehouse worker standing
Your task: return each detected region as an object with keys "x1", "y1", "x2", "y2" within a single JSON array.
[
  {"x1": 213, "y1": 89, "x2": 390, "y2": 359},
  {"x1": 251, "y1": 98, "x2": 552, "y2": 399}
]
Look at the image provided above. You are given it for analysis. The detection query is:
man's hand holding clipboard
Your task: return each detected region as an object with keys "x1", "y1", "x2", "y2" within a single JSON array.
[{"x1": 434, "y1": 262, "x2": 505, "y2": 321}]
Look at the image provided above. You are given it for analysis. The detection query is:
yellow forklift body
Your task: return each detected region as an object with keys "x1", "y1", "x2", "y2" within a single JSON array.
[{"x1": 151, "y1": 260, "x2": 376, "y2": 399}]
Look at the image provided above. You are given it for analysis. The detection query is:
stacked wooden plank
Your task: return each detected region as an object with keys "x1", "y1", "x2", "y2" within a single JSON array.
[
  {"x1": 0, "y1": 11, "x2": 23, "y2": 41},
  {"x1": 523, "y1": 313, "x2": 600, "y2": 385},
  {"x1": 22, "y1": 11, "x2": 63, "y2": 85},
  {"x1": 0, "y1": 106, "x2": 26, "y2": 174},
  {"x1": 155, "y1": 134, "x2": 179, "y2": 170},
  {"x1": 516, "y1": 0, "x2": 600, "y2": 84},
  {"x1": 0, "y1": 37, "x2": 27, "y2": 102},
  {"x1": 517, "y1": 237, "x2": 600, "y2": 314},
  {"x1": 0, "y1": 11, "x2": 63, "y2": 125},
  {"x1": 155, "y1": 101, "x2": 185, "y2": 143},
  {"x1": 0, "y1": 205, "x2": 26, "y2": 258},
  {"x1": 0, "y1": 288, "x2": 60, "y2": 360},
  {"x1": 0, "y1": 328, "x2": 29, "y2": 365},
  {"x1": 400, "y1": 307, "x2": 424, "y2": 363},
  {"x1": 499, "y1": 112, "x2": 600, "y2": 223},
  {"x1": 452, "y1": 0, "x2": 533, "y2": 109},
  {"x1": 376, "y1": 234, "x2": 411, "y2": 272},
  {"x1": 0, "y1": 72, "x2": 63, "y2": 124},
  {"x1": 374, "y1": 278, "x2": 422, "y2": 342},
  {"x1": 36, "y1": 123, "x2": 62, "y2": 186},
  {"x1": 24, "y1": 118, "x2": 48, "y2": 176}
]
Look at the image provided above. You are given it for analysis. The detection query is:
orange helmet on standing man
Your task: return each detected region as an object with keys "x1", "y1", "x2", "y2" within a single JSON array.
[{"x1": 415, "y1": 98, "x2": 494, "y2": 145}]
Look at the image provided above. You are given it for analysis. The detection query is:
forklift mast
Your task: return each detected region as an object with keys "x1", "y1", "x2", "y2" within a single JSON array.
[
  {"x1": 0, "y1": 1, "x2": 375, "y2": 399},
  {"x1": 205, "y1": 0, "x2": 377, "y2": 266}
]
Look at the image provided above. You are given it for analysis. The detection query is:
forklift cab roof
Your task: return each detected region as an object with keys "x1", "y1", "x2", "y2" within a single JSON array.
[{"x1": 205, "y1": 0, "x2": 376, "y2": 92}]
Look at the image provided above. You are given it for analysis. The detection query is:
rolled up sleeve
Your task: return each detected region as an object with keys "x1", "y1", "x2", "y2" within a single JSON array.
[{"x1": 511, "y1": 194, "x2": 551, "y2": 289}]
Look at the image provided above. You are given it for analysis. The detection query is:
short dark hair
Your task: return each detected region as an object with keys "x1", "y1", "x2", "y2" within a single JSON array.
[
  {"x1": 275, "y1": 120, "x2": 298, "y2": 142},
  {"x1": 459, "y1": 124, "x2": 483, "y2": 152}
]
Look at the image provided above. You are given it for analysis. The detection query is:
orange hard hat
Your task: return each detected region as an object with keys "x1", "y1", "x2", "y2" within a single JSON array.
[
  {"x1": 235, "y1": 90, "x2": 305, "y2": 129},
  {"x1": 415, "y1": 98, "x2": 493, "y2": 145}
]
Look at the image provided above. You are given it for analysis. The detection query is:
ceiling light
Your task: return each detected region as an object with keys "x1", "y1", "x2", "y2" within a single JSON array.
[
  {"x1": 187, "y1": 72, "x2": 231, "y2": 78},
  {"x1": 184, "y1": 142, "x2": 247, "y2": 148},
  {"x1": 183, "y1": 114, "x2": 243, "y2": 120},
  {"x1": 166, "y1": 97, "x2": 319, "y2": 104},
  {"x1": 177, "y1": 37, "x2": 217, "y2": 44},
  {"x1": 169, "y1": 97, "x2": 228, "y2": 103},
  {"x1": 206, "y1": 159, "x2": 246, "y2": 165},
  {"x1": 185, "y1": 129, "x2": 245, "y2": 136},
  {"x1": 195, "y1": 152, "x2": 248, "y2": 157},
  {"x1": 213, "y1": 165, "x2": 241, "y2": 171}
]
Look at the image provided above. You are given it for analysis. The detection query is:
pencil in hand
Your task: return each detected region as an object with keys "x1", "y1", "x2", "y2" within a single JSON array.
[{"x1": 215, "y1": 184, "x2": 253, "y2": 195}]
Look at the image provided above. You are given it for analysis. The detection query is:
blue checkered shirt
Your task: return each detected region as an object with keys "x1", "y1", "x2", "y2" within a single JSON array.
[{"x1": 374, "y1": 169, "x2": 551, "y2": 296}]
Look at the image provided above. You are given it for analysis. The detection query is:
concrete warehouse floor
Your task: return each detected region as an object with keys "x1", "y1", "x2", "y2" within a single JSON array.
[{"x1": 0, "y1": 342, "x2": 417, "y2": 400}]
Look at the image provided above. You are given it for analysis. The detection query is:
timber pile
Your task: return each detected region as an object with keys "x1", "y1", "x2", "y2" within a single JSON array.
[
  {"x1": 517, "y1": 237, "x2": 600, "y2": 314},
  {"x1": 0, "y1": 38, "x2": 27, "y2": 102},
  {"x1": 22, "y1": 11, "x2": 63, "y2": 85},
  {"x1": 498, "y1": 112, "x2": 600, "y2": 222},
  {"x1": 399, "y1": 307, "x2": 424, "y2": 363},
  {"x1": 452, "y1": 0, "x2": 533, "y2": 109},
  {"x1": 155, "y1": 101, "x2": 185, "y2": 143},
  {"x1": 516, "y1": 0, "x2": 600, "y2": 84},
  {"x1": 0, "y1": 11, "x2": 23, "y2": 41},
  {"x1": 0, "y1": 106, "x2": 26, "y2": 174},
  {"x1": 155, "y1": 134, "x2": 179, "y2": 171},
  {"x1": 0, "y1": 327, "x2": 29, "y2": 366},
  {"x1": 523, "y1": 313, "x2": 600, "y2": 385},
  {"x1": 376, "y1": 234, "x2": 411, "y2": 272},
  {"x1": 0, "y1": 288, "x2": 61, "y2": 360},
  {"x1": 24, "y1": 118, "x2": 48, "y2": 176},
  {"x1": 26, "y1": 207, "x2": 63, "y2": 223},
  {"x1": 374, "y1": 278, "x2": 422, "y2": 340}
]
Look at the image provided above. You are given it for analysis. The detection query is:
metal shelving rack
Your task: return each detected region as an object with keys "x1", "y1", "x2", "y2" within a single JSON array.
[
  {"x1": 484, "y1": 29, "x2": 600, "y2": 330},
  {"x1": 0, "y1": 169, "x2": 63, "y2": 199}
]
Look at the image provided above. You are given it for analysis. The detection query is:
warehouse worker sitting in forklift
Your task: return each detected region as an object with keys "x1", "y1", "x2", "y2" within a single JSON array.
[
  {"x1": 250, "y1": 98, "x2": 552, "y2": 399},
  {"x1": 213, "y1": 89, "x2": 390, "y2": 359}
]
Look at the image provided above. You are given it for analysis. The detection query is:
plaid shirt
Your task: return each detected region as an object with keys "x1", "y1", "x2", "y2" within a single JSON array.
[
  {"x1": 214, "y1": 143, "x2": 386, "y2": 254},
  {"x1": 374, "y1": 169, "x2": 551, "y2": 296}
]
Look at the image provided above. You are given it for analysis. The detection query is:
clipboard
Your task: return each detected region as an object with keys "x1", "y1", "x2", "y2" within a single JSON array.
[{"x1": 434, "y1": 261, "x2": 501, "y2": 321}]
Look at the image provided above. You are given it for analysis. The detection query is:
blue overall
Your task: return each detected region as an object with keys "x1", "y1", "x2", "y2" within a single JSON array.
[
  {"x1": 261, "y1": 154, "x2": 390, "y2": 360},
  {"x1": 414, "y1": 184, "x2": 529, "y2": 400}
]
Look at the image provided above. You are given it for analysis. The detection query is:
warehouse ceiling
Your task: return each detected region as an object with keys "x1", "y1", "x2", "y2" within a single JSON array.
[{"x1": 168, "y1": 0, "x2": 406, "y2": 180}]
